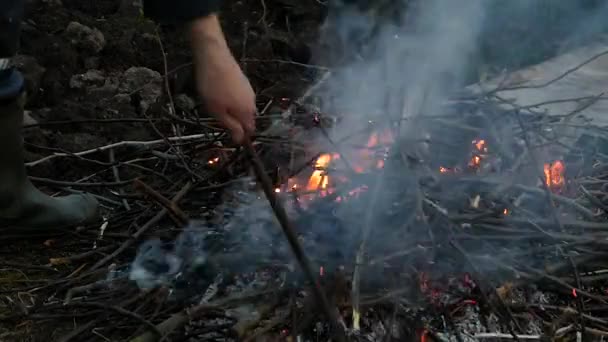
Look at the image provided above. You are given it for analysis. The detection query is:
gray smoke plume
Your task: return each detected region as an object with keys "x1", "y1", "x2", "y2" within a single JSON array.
[{"x1": 126, "y1": 0, "x2": 608, "y2": 293}]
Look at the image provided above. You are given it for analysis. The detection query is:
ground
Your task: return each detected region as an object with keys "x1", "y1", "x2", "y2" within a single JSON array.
[{"x1": 3, "y1": 1, "x2": 608, "y2": 341}]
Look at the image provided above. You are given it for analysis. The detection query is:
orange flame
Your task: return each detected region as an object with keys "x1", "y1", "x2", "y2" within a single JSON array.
[
  {"x1": 470, "y1": 155, "x2": 481, "y2": 167},
  {"x1": 307, "y1": 153, "x2": 332, "y2": 191},
  {"x1": 207, "y1": 157, "x2": 220, "y2": 165},
  {"x1": 468, "y1": 139, "x2": 487, "y2": 169},
  {"x1": 543, "y1": 160, "x2": 565, "y2": 189},
  {"x1": 473, "y1": 139, "x2": 487, "y2": 152}
]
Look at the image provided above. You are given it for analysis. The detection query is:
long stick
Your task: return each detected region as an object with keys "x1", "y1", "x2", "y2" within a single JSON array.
[{"x1": 244, "y1": 140, "x2": 346, "y2": 342}]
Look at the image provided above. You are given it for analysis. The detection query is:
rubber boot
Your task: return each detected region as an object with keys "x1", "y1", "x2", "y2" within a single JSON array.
[{"x1": 0, "y1": 95, "x2": 99, "y2": 231}]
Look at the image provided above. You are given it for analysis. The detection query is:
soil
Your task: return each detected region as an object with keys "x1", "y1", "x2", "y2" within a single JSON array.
[{"x1": 3, "y1": 0, "x2": 608, "y2": 340}]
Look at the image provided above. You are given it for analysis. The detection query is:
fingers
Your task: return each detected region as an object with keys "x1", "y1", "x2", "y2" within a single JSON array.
[
  {"x1": 233, "y1": 108, "x2": 256, "y2": 136},
  {"x1": 214, "y1": 110, "x2": 245, "y2": 144}
]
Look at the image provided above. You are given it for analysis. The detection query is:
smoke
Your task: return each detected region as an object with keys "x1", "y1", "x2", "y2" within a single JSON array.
[
  {"x1": 126, "y1": 1, "x2": 608, "y2": 293},
  {"x1": 129, "y1": 224, "x2": 209, "y2": 290},
  {"x1": 307, "y1": 0, "x2": 608, "y2": 275}
]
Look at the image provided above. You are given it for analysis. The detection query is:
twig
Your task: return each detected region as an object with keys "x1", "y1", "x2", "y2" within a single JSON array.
[
  {"x1": 352, "y1": 172, "x2": 384, "y2": 331},
  {"x1": 57, "y1": 319, "x2": 98, "y2": 342},
  {"x1": 282, "y1": 71, "x2": 331, "y2": 119},
  {"x1": 72, "y1": 302, "x2": 161, "y2": 338},
  {"x1": 134, "y1": 179, "x2": 189, "y2": 226},
  {"x1": 490, "y1": 48, "x2": 608, "y2": 93},
  {"x1": 473, "y1": 333, "x2": 540, "y2": 340},
  {"x1": 129, "y1": 289, "x2": 279, "y2": 342},
  {"x1": 109, "y1": 149, "x2": 131, "y2": 211},
  {"x1": 29, "y1": 176, "x2": 134, "y2": 188},
  {"x1": 241, "y1": 58, "x2": 329, "y2": 70},
  {"x1": 26, "y1": 133, "x2": 220, "y2": 167},
  {"x1": 244, "y1": 140, "x2": 346, "y2": 342},
  {"x1": 89, "y1": 181, "x2": 192, "y2": 271},
  {"x1": 450, "y1": 239, "x2": 522, "y2": 341}
]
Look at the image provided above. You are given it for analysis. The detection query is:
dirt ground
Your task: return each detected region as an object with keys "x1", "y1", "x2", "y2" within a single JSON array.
[{"x1": 2, "y1": 0, "x2": 608, "y2": 341}]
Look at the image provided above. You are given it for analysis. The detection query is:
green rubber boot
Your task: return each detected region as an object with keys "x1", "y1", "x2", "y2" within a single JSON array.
[{"x1": 0, "y1": 96, "x2": 99, "y2": 232}]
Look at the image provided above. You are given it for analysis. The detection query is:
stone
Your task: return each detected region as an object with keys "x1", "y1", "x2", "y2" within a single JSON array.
[
  {"x1": 175, "y1": 94, "x2": 196, "y2": 112},
  {"x1": 65, "y1": 21, "x2": 106, "y2": 54},
  {"x1": 118, "y1": 67, "x2": 162, "y2": 114},
  {"x1": 69, "y1": 69, "x2": 106, "y2": 90}
]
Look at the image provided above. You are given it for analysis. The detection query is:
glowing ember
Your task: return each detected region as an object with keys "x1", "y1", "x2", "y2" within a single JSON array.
[
  {"x1": 473, "y1": 139, "x2": 487, "y2": 152},
  {"x1": 307, "y1": 154, "x2": 332, "y2": 191},
  {"x1": 420, "y1": 329, "x2": 429, "y2": 342},
  {"x1": 469, "y1": 155, "x2": 481, "y2": 168},
  {"x1": 207, "y1": 157, "x2": 220, "y2": 165},
  {"x1": 543, "y1": 160, "x2": 565, "y2": 189}
]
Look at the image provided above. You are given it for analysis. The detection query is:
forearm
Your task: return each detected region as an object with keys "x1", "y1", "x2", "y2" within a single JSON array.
[
  {"x1": 142, "y1": 0, "x2": 222, "y2": 24},
  {"x1": 189, "y1": 15, "x2": 232, "y2": 61}
]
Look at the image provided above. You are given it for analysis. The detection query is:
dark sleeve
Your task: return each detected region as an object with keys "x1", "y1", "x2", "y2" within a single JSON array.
[
  {"x1": 0, "y1": 0, "x2": 24, "y2": 58},
  {"x1": 143, "y1": 0, "x2": 222, "y2": 24}
]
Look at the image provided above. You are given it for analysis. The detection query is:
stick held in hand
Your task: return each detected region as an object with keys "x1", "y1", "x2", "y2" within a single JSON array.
[{"x1": 243, "y1": 140, "x2": 346, "y2": 342}]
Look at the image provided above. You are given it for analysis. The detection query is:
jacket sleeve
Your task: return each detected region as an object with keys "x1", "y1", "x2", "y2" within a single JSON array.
[
  {"x1": 143, "y1": 0, "x2": 222, "y2": 24},
  {"x1": 0, "y1": 0, "x2": 24, "y2": 59}
]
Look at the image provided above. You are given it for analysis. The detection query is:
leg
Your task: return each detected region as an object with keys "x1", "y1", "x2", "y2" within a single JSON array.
[{"x1": 0, "y1": 94, "x2": 99, "y2": 231}]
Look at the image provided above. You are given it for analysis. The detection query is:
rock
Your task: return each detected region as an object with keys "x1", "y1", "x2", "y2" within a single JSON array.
[
  {"x1": 22, "y1": 110, "x2": 38, "y2": 126},
  {"x1": 65, "y1": 21, "x2": 106, "y2": 54},
  {"x1": 84, "y1": 57, "x2": 100, "y2": 69},
  {"x1": 175, "y1": 94, "x2": 196, "y2": 112},
  {"x1": 12, "y1": 55, "x2": 45, "y2": 98},
  {"x1": 118, "y1": 67, "x2": 162, "y2": 114},
  {"x1": 69, "y1": 69, "x2": 106, "y2": 90},
  {"x1": 88, "y1": 76, "x2": 120, "y2": 99},
  {"x1": 118, "y1": 0, "x2": 143, "y2": 15}
]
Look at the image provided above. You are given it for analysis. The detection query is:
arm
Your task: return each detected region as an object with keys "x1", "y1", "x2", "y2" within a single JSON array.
[
  {"x1": 142, "y1": 0, "x2": 221, "y2": 24},
  {"x1": 143, "y1": 0, "x2": 256, "y2": 144}
]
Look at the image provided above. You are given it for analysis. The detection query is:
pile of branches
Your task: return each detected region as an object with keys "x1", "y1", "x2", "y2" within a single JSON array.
[{"x1": 5, "y1": 36, "x2": 608, "y2": 342}]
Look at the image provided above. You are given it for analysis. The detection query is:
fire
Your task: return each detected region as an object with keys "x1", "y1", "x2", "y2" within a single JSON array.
[
  {"x1": 469, "y1": 155, "x2": 481, "y2": 167},
  {"x1": 543, "y1": 160, "x2": 565, "y2": 189},
  {"x1": 207, "y1": 157, "x2": 220, "y2": 165},
  {"x1": 473, "y1": 139, "x2": 487, "y2": 152},
  {"x1": 503, "y1": 208, "x2": 509, "y2": 215},
  {"x1": 307, "y1": 153, "x2": 332, "y2": 191},
  {"x1": 468, "y1": 139, "x2": 487, "y2": 169}
]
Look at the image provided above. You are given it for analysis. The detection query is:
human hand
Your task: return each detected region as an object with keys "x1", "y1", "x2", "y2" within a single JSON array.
[{"x1": 190, "y1": 15, "x2": 256, "y2": 144}]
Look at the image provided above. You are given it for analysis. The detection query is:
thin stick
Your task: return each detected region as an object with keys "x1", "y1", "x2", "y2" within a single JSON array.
[
  {"x1": 89, "y1": 181, "x2": 192, "y2": 271},
  {"x1": 110, "y1": 149, "x2": 131, "y2": 211},
  {"x1": 26, "y1": 133, "x2": 221, "y2": 167},
  {"x1": 244, "y1": 140, "x2": 346, "y2": 342},
  {"x1": 134, "y1": 179, "x2": 189, "y2": 226}
]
